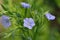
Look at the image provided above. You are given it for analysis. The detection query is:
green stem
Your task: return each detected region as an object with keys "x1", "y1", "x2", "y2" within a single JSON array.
[{"x1": 25, "y1": 8, "x2": 27, "y2": 17}]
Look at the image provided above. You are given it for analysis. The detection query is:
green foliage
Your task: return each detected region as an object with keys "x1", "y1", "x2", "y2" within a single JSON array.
[
  {"x1": 0, "y1": 0, "x2": 60, "y2": 40},
  {"x1": 55, "y1": 0, "x2": 60, "y2": 8}
]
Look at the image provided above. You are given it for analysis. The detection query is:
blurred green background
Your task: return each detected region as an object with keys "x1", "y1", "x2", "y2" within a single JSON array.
[{"x1": 0, "y1": 0, "x2": 60, "y2": 40}]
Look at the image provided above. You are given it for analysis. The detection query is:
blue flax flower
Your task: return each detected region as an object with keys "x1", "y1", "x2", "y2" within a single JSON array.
[
  {"x1": 23, "y1": 18, "x2": 35, "y2": 29},
  {"x1": 1, "y1": 15, "x2": 11, "y2": 28},
  {"x1": 45, "y1": 13, "x2": 55, "y2": 20},
  {"x1": 21, "y1": 2, "x2": 31, "y2": 8}
]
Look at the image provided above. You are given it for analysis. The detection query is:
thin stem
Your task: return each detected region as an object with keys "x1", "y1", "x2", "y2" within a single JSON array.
[
  {"x1": 12, "y1": 31, "x2": 15, "y2": 40},
  {"x1": 25, "y1": 8, "x2": 27, "y2": 17}
]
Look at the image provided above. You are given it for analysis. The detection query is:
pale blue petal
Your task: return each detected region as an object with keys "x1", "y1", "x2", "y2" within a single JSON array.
[
  {"x1": 29, "y1": 18, "x2": 35, "y2": 26},
  {"x1": 24, "y1": 18, "x2": 29, "y2": 23},
  {"x1": 21, "y1": 2, "x2": 31, "y2": 8},
  {"x1": 23, "y1": 23, "x2": 32, "y2": 29},
  {"x1": 45, "y1": 13, "x2": 55, "y2": 20},
  {"x1": 1, "y1": 15, "x2": 11, "y2": 28},
  {"x1": 23, "y1": 18, "x2": 35, "y2": 29}
]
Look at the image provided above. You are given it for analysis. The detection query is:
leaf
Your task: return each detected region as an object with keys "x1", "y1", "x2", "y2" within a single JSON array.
[
  {"x1": 1, "y1": 4, "x2": 7, "y2": 11},
  {"x1": 4, "y1": 33, "x2": 12, "y2": 38}
]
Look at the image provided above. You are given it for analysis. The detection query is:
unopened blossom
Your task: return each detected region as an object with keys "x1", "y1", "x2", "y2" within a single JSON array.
[
  {"x1": 21, "y1": 2, "x2": 31, "y2": 8},
  {"x1": 45, "y1": 13, "x2": 55, "y2": 20},
  {"x1": 23, "y1": 18, "x2": 35, "y2": 29},
  {"x1": 1, "y1": 15, "x2": 11, "y2": 28}
]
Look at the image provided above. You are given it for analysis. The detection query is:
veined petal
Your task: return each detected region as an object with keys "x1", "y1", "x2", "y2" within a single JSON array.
[{"x1": 23, "y1": 18, "x2": 35, "y2": 29}]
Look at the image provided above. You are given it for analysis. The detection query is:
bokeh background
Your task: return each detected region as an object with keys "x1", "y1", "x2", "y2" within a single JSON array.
[{"x1": 0, "y1": 0, "x2": 60, "y2": 40}]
